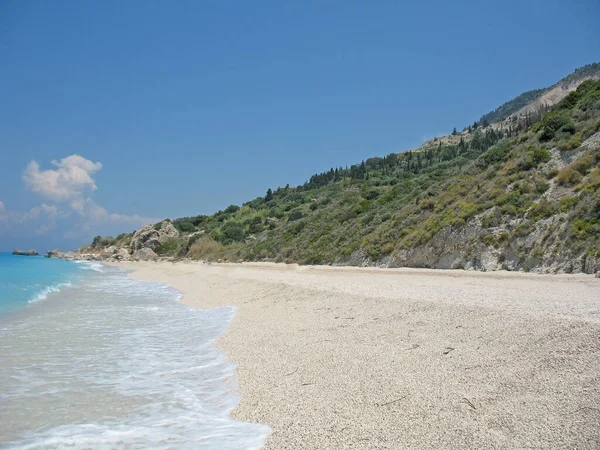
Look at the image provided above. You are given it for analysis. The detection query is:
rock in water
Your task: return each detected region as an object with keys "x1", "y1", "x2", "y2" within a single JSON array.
[
  {"x1": 132, "y1": 248, "x2": 158, "y2": 262},
  {"x1": 130, "y1": 221, "x2": 179, "y2": 252},
  {"x1": 12, "y1": 249, "x2": 39, "y2": 256}
]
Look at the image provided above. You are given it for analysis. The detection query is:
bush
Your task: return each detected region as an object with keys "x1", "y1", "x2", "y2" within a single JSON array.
[
  {"x1": 288, "y1": 210, "x2": 304, "y2": 221},
  {"x1": 559, "y1": 196, "x2": 578, "y2": 212},
  {"x1": 155, "y1": 237, "x2": 181, "y2": 256},
  {"x1": 572, "y1": 218, "x2": 600, "y2": 239},
  {"x1": 528, "y1": 201, "x2": 554, "y2": 221},
  {"x1": 571, "y1": 154, "x2": 594, "y2": 176},
  {"x1": 560, "y1": 121, "x2": 576, "y2": 134},
  {"x1": 220, "y1": 222, "x2": 246, "y2": 243},
  {"x1": 173, "y1": 220, "x2": 196, "y2": 233},
  {"x1": 189, "y1": 238, "x2": 226, "y2": 260},
  {"x1": 480, "y1": 143, "x2": 510, "y2": 166},
  {"x1": 531, "y1": 147, "x2": 551, "y2": 165},
  {"x1": 556, "y1": 166, "x2": 583, "y2": 186},
  {"x1": 91, "y1": 235, "x2": 115, "y2": 249},
  {"x1": 362, "y1": 189, "x2": 380, "y2": 200},
  {"x1": 538, "y1": 111, "x2": 570, "y2": 142}
]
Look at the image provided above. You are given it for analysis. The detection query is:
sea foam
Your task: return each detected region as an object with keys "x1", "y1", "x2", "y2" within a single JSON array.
[{"x1": 0, "y1": 263, "x2": 269, "y2": 449}]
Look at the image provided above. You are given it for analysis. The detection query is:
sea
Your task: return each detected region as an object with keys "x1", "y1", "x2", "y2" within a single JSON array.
[{"x1": 0, "y1": 252, "x2": 269, "y2": 449}]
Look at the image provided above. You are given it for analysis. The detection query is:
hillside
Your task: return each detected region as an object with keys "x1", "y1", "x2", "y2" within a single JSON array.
[
  {"x1": 81, "y1": 67, "x2": 600, "y2": 274},
  {"x1": 478, "y1": 63, "x2": 600, "y2": 126}
]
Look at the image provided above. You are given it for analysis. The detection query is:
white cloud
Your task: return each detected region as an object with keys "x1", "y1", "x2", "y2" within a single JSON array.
[
  {"x1": 0, "y1": 202, "x2": 58, "y2": 234},
  {"x1": 21, "y1": 204, "x2": 58, "y2": 222},
  {"x1": 0, "y1": 155, "x2": 155, "y2": 239},
  {"x1": 22, "y1": 154, "x2": 102, "y2": 202}
]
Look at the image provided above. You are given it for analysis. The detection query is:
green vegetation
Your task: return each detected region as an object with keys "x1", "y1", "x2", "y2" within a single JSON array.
[
  {"x1": 479, "y1": 88, "x2": 546, "y2": 125},
  {"x1": 88, "y1": 67, "x2": 600, "y2": 273},
  {"x1": 168, "y1": 79, "x2": 600, "y2": 269}
]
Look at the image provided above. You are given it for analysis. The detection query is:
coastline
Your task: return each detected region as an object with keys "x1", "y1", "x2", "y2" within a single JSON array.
[{"x1": 111, "y1": 261, "x2": 600, "y2": 449}]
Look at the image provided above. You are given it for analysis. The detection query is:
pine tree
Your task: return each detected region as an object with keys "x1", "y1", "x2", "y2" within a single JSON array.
[{"x1": 265, "y1": 188, "x2": 273, "y2": 202}]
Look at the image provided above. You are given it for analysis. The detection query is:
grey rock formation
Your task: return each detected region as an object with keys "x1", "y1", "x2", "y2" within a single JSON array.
[
  {"x1": 131, "y1": 221, "x2": 179, "y2": 252},
  {"x1": 100, "y1": 246, "x2": 118, "y2": 260},
  {"x1": 114, "y1": 248, "x2": 131, "y2": 261},
  {"x1": 132, "y1": 248, "x2": 158, "y2": 262},
  {"x1": 13, "y1": 249, "x2": 39, "y2": 256}
]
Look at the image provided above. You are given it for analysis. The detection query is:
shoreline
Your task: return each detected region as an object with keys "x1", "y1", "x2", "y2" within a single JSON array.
[{"x1": 111, "y1": 260, "x2": 600, "y2": 449}]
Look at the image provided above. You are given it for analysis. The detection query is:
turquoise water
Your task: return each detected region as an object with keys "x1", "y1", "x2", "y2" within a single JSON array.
[
  {"x1": 0, "y1": 253, "x2": 82, "y2": 313},
  {"x1": 0, "y1": 253, "x2": 269, "y2": 449}
]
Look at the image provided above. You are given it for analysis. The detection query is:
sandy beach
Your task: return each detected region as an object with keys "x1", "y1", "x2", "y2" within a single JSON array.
[{"x1": 116, "y1": 261, "x2": 600, "y2": 449}]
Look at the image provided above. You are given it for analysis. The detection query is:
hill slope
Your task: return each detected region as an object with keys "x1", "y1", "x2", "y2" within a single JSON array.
[{"x1": 84, "y1": 67, "x2": 600, "y2": 274}]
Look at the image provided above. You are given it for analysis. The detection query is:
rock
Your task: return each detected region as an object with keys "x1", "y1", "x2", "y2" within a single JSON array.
[
  {"x1": 13, "y1": 249, "x2": 39, "y2": 256},
  {"x1": 187, "y1": 231, "x2": 205, "y2": 242},
  {"x1": 99, "y1": 246, "x2": 118, "y2": 260},
  {"x1": 266, "y1": 217, "x2": 279, "y2": 228},
  {"x1": 131, "y1": 221, "x2": 180, "y2": 252},
  {"x1": 45, "y1": 249, "x2": 65, "y2": 258},
  {"x1": 132, "y1": 248, "x2": 158, "y2": 262},
  {"x1": 114, "y1": 248, "x2": 131, "y2": 261},
  {"x1": 595, "y1": 272, "x2": 600, "y2": 278}
]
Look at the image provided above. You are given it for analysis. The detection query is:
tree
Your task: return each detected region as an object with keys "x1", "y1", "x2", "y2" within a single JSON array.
[
  {"x1": 452, "y1": 127, "x2": 458, "y2": 136},
  {"x1": 265, "y1": 188, "x2": 273, "y2": 202}
]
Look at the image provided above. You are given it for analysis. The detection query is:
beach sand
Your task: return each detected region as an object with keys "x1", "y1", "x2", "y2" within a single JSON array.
[{"x1": 115, "y1": 261, "x2": 600, "y2": 449}]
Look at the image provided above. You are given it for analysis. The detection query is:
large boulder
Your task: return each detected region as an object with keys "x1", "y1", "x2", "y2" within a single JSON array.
[
  {"x1": 99, "y1": 246, "x2": 118, "y2": 260},
  {"x1": 132, "y1": 248, "x2": 158, "y2": 262},
  {"x1": 131, "y1": 221, "x2": 179, "y2": 252},
  {"x1": 45, "y1": 249, "x2": 65, "y2": 258},
  {"x1": 114, "y1": 248, "x2": 131, "y2": 261}
]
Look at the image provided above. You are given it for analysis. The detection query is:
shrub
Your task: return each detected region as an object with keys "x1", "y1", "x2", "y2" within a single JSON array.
[
  {"x1": 531, "y1": 147, "x2": 551, "y2": 165},
  {"x1": 173, "y1": 220, "x2": 196, "y2": 233},
  {"x1": 480, "y1": 143, "x2": 510, "y2": 166},
  {"x1": 188, "y1": 238, "x2": 226, "y2": 260},
  {"x1": 362, "y1": 189, "x2": 380, "y2": 200},
  {"x1": 560, "y1": 121, "x2": 576, "y2": 134},
  {"x1": 528, "y1": 201, "x2": 554, "y2": 221},
  {"x1": 538, "y1": 111, "x2": 570, "y2": 142},
  {"x1": 91, "y1": 235, "x2": 116, "y2": 249},
  {"x1": 220, "y1": 222, "x2": 246, "y2": 243},
  {"x1": 535, "y1": 178, "x2": 550, "y2": 193},
  {"x1": 482, "y1": 234, "x2": 495, "y2": 246},
  {"x1": 559, "y1": 196, "x2": 578, "y2": 212},
  {"x1": 556, "y1": 166, "x2": 583, "y2": 186},
  {"x1": 571, "y1": 154, "x2": 594, "y2": 176},
  {"x1": 288, "y1": 210, "x2": 304, "y2": 221},
  {"x1": 560, "y1": 135, "x2": 582, "y2": 151},
  {"x1": 155, "y1": 237, "x2": 181, "y2": 256},
  {"x1": 572, "y1": 218, "x2": 600, "y2": 240},
  {"x1": 224, "y1": 205, "x2": 240, "y2": 214}
]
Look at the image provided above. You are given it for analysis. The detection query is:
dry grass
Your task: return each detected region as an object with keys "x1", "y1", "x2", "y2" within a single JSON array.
[{"x1": 188, "y1": 238, "x2": 242, "y2": 261}]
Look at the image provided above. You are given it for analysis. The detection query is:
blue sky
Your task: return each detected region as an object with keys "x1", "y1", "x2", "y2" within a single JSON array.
[{"x1": 1, "y1": 0, "x2": 599, "y2": 251}]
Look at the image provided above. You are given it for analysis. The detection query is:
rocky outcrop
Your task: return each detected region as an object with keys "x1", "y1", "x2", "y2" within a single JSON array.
[
  {"x1": 131, "y1": 221, "x2": 179, "y2": 252},
  {"x1": 97, "y1": 246, "x2": 131, "y2": 262},
  {"x1": 132, "y1": 248, "x2": 158, "y2": 262},
  {"x1": 13, "y1": 249, "x2": 39, "y2": 256},
  {"x1": 114, "y1": 248, "x2": 131, "y2": 261}
]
